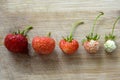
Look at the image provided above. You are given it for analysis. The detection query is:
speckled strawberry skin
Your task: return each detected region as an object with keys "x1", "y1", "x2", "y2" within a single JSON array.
[
  {"x1": 59, "y1": 39, "x2": 79, "y2": 54},
  {"x1": 32, "y1": 36, "x2": 55, "y2": 54},
  {"x1": 83, "y1": 40, "x2": 99, "y2": 54},
  {"x1": 4, "y1": 34, "x2": 28, "y2": 53}
]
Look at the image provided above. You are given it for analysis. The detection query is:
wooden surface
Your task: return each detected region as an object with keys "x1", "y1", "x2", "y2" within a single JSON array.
[{"x1": 0, "y1": 0, "x2": 120, "y2": 80}]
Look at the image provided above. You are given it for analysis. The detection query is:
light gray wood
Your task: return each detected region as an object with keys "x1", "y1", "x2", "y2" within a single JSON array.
[{"x1": 0, "y1": 0, "x2": 120, "y2": 80}]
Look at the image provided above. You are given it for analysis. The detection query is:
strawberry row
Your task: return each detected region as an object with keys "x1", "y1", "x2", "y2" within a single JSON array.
[{"x1": 4, "y1": 12, "x2": 120, "y2": 55}]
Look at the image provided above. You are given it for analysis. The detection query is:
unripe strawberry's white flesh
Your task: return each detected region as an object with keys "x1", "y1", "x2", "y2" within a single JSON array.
[{"x1": 104, "y1": 40, "x2": 116, "y2": 53}]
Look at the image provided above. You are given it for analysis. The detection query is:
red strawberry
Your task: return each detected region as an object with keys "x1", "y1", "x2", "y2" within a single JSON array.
[
  {"x1": 32, "y1": 32, "x2": 55, "y2": 55},
  {"x1": 59, "y1": 39, "x2": 79, "y2": 54},
  {"x1": 4, "y1": 26, "x2": 33, "y2": 53},
  {"x1": 59, "y1": 21, "x2": 84, "y2": 54},
  {"x1": 82, "y1": 12, "x2": 104, "y2": 54}
]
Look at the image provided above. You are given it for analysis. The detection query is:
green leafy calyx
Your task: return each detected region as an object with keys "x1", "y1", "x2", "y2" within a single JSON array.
[
  {"x1": 105, "y1": 34, "x2": 115, "y2": 41},
  {"x1": 13, "y1": 26, "x2": 33, "y2": 36},
  {"x1": 64, "y1": 21, "x2": 84, "y2": 42},
  {"x1": 105, "y1": 16, "x2": 120, "y2": 41},
  {"x1": 82, "y1": 12, "x2": 104, "y2": 43},
  {"x1": 86, "y1": 33, "x2": 100, "y2": 41}
]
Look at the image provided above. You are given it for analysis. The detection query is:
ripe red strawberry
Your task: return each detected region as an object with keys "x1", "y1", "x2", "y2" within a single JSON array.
[
  {"x1": 4, "y1": 26, "x2": 33, "y2": 53},
  {"x1": 59, "y1": 21, "x2": 84, "y2": 54},
  {"x1": 59, "y1": 39, "x2": 79, "y2": 54},
  {"x1": 32, "y1": 32, "x2": 55, "y2": 55},
  {"x1": 82, "y1": 12, "x2": 104, "y2": 54}
]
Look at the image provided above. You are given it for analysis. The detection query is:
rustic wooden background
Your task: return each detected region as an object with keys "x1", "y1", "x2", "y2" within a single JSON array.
[{"x1": 0, "y1": 0, "x2": 120, "y2": 80}]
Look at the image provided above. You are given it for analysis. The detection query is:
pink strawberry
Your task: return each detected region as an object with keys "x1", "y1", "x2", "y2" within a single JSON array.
[
  {"x1": 4, "y1": 26, "x2": 33, "y2": 53},
  {"x1": 32, "y1": 32, "x2": 55, "y2": 55},
  {"x1": 59, "y1": 21, "x2": 84, "y2": 54},
  {"x1": 83, "y1": 40, "x2": 99, "y2": 54},
  {"x1": 82, "y1": 12, "x2": 104, "y2": 54}
]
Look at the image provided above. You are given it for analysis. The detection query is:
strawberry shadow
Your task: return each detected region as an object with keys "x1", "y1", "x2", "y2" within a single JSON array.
[
  {"x1": 6, "y1": 51, "x2": 32, "y2": 75},
  {"x1": 84, "y1": 45, "x2": 103, "y2": 66},
  {"x1": 61, "y1": 50, "x2": 83, "y2": 65},
  {"x1": 104, "y1": 48, "x2": 119, "y2": 60},
  {"x1": 30, "y1": 50, "x2": 61, "y2": 74},
  {"x1": 59, "y1": 51, "x2": 84, "y2": 73},
  {"x1": 101, "y1": 50, "x2": 119, "y2": 68}
]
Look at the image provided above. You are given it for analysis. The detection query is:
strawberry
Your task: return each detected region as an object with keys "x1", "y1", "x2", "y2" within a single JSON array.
[
  {"x1": 82, "y1": 12, "x2": 104, "y2": 54},
  {"x1": 104, "y1": 16, "x2": 120, "y2": 53},
  {"x1": 4, "y1": 26, "x2": 33, "y2": 53},
  {"x1": 59, "y1": 21, "x2": 84, "y2": 54},
  {"x1": 32, "y1": 32, "x2": 55, "y2": 55},
  {"x1": 83, "y1": 40, "x2": 99, "y2": 54}
]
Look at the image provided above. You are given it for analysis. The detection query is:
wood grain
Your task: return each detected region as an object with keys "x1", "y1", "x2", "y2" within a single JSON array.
[{"x1": 0, "y1": 0, "x2": 120, "y2": 80}]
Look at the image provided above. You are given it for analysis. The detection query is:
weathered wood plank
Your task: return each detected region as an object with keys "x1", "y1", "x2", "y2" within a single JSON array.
[{"x1": 0, "y1": 0, "x2": 120, "y2": 80}]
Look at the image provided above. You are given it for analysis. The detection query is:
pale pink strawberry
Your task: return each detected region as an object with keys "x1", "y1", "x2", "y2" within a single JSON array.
[
  {"x1": 82, "y1": 12, "x2": 104, "y2": 54},
  {"x1": 83, "y1": 40, "x2": 99, "y2": 54}
]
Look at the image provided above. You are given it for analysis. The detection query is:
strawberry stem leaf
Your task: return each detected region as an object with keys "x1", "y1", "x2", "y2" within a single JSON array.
[
  {"x1": 111, "y1": 16, "x2": 120, "y2": 36},
  {"x1": 47, "y1": 32, "x2": 51, "y2": 37},
  {"x1": 64, "y1": 21, "x2": 84, "y2": 42},
  {"x1": 105, "y1": 34, "x2": 115, "y2": 41},
  {"x1": 105, "y1": 16, "x2": 120, "y2": 41},
  {"x1": 83, "y1": 12, "x2": 104, "y2": 41},
  {"x1": 82, "y1": 39, "x2": 87, "y2": 45},
  {"x1": 21, "y1": 26, "x2": 33, "y2": 36},
  {"x1": 91, "y1": 12, "x2": 104, "y2": 34},
  {"x1": 69, "y1": 21, "x2": 84, "y2": 38}
]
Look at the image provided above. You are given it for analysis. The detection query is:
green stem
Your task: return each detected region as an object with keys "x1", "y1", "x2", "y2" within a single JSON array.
[
  {"x1": 47, "y1": 32, "x2": 51, "y2": 37},
  {"x1": 111, "y1": 16, "x2": 120, "y2": 36},
  {"x1": 21, "y1": 26, "x2": 33, "y2": 35},
  {"x1": 69, "y1": 21, "x2": 84, "y2": 38},
  {"x1": 91, "y1": 12, "x2": 104, "y2": 35}
]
